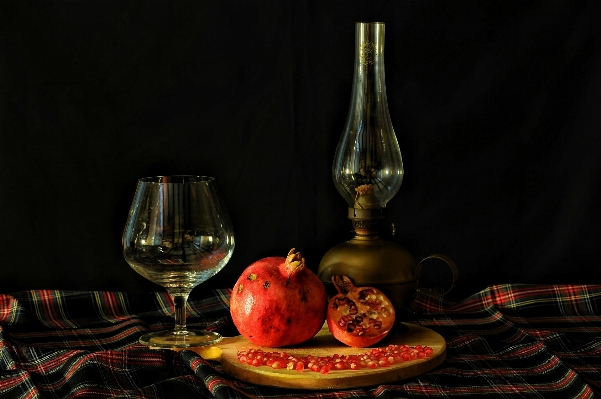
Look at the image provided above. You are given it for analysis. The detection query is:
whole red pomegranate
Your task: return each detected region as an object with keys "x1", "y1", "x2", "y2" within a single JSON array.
[
  {"x1": 230, "y1": 249, "x2": 326, "y2": 347},
  {"x1": 327, "y1": 275, "x2": 395, "y2": 347}
]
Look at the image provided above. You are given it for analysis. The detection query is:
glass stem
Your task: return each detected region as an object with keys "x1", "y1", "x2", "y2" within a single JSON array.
[{"x1": 171, "y1": 293, "x2": 189, "y2": 334}]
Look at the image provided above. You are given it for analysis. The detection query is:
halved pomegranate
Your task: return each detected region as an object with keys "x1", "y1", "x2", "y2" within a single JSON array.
[{"x1": 326, "y1": 275, "x2": 395, "y2": 347}]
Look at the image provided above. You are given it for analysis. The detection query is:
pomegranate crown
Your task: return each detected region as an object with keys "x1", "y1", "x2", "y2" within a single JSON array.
[{"x1": 285, "y1": 248, "x2": 305, "y2": 275}]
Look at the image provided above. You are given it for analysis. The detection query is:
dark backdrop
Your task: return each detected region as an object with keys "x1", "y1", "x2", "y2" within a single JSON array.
[{"x1": 1, "y1": 1, "x2": 600, "y2": 300}]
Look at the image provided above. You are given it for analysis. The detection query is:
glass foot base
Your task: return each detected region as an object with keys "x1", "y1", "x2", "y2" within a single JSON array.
[{"x1": 140, "y1": 329, "x2": 222, "y2": 349}]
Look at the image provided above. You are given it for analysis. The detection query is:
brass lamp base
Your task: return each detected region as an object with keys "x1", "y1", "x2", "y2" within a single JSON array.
[{"x1": 317, "y1": 208, "x2": 419, "y2": 312}]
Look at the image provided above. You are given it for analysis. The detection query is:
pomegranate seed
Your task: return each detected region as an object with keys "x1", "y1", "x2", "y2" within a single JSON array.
[{"x1": 237, "y1": 344, "x2": 434, "y2": 373}]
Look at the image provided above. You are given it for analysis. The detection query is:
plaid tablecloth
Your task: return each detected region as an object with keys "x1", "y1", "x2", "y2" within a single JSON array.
[{"x1": 1, "y1": 284, "x2": 600, "y2": 398}]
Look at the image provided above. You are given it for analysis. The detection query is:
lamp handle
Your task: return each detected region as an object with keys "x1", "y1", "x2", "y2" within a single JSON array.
[{"x1": 414, "y1": 254, "x2": 459, "y2": 297}]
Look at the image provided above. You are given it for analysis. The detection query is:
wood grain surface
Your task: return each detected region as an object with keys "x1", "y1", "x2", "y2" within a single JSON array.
[{"x1": 190, "y1": 322, "x2": 446, "y2": 389}]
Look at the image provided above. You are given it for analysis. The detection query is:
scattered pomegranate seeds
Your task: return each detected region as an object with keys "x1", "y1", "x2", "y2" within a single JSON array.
[{"x1": 236, "y1": 344, "x2": 434, "y2": 375}]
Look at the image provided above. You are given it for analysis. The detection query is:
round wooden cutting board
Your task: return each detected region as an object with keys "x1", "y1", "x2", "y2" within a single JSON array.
[{"x1": 190, "y1": 322, "x2": 446, "y2": 390}]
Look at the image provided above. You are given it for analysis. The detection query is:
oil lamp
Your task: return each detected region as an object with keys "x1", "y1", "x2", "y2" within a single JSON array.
[{"x1": 317, "y1": 22, "x2": 419, "y2": 311}]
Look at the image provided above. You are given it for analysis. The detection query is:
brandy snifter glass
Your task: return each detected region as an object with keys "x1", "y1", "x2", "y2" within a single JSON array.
[{"x1": 123, "y1": 175, "x2": 235, "y2": 348}]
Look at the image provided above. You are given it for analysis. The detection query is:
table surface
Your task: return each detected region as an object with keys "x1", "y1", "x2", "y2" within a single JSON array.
[{"x1": 1, "y1": 283, "x2": 600, "y2": 399}]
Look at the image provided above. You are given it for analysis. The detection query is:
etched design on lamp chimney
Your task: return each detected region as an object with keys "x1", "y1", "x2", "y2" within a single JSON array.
[{"x1": 359, "y1": 41, "x2": 377, "y2": 65}]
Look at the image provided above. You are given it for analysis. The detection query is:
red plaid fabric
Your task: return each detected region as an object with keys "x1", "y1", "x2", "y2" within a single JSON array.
[{"x1": 1, "y1": 285, "x2": 600, "y2": 398}]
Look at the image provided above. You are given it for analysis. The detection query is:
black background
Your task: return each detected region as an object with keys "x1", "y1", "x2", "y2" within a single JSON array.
[{"x1": 1, "y1": 1, "x2": 600, "y2": 300}]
